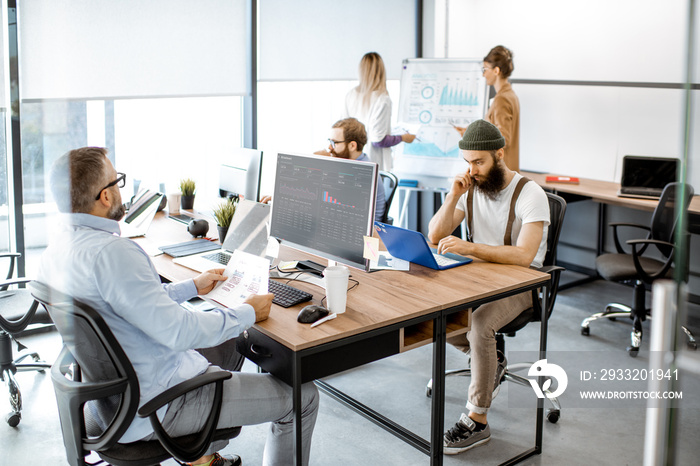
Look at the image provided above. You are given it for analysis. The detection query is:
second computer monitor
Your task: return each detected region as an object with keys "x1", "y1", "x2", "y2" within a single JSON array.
[
  {"x1": 269, "y1": 152, "x2": 378, "y2": 271},
  {"x1": 219, "y1": 147, "x2": 263, "y2": 202}
]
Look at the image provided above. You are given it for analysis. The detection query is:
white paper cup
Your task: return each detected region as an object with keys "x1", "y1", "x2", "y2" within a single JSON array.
[
  {"x1": 323, "y1": 265, "x2": 349, "y2": 314},
  {"x1": 167, "y1": 193, "x2": 181, "y2": 214}
]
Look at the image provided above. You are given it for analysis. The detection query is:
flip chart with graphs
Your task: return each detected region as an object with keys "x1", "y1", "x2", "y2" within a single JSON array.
[{"x1": 395, "y1": 59, "x2": 489, "y2": 178}]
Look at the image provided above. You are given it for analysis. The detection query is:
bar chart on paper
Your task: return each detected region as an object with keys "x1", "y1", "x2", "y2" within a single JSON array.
[
  {"x1": 399, "y1": 61, "x2": 487, "y2": 129},
  {"x1": 396, "y1": 59, "x2": 489, "y2": 176}
]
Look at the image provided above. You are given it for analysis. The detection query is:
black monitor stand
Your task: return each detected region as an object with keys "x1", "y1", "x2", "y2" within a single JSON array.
[{"x1": 296, "y1": 260, "x2": 326, "y2": 277}]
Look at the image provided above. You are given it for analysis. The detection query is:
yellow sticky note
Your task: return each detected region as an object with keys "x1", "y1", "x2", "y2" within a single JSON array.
[
  {"x1": 278, "y1": 260, "x2": 299, "y2": 272},
  {"x1": 363, "y1": 236, "x2": 380, "y2": 261}
]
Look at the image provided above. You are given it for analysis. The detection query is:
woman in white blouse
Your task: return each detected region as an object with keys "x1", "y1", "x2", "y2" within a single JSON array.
[{"x1": 342, "y1": 52, "x2": 415, "y2": 172}]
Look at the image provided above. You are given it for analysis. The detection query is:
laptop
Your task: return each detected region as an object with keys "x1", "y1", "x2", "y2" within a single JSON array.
[
  {"x1": 119, "y1": 189, "x2": 163, "y2": 238},
  {"x1": 373, "y1": 221, "x2": 472, "y2": 270},
  {"x1": 618, "y1": 156, "x2": 679, "y2": 199},
  {"x1": 174, "y1": 200, "x2": 271, "y2": 272}
]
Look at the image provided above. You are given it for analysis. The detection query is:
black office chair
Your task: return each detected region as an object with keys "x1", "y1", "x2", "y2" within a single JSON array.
[
  {"x1": 426, "y1": 192, "x2": 567, "y2": 423},
  {"x1": 581, "y1": 182, "x2": 697, "y2": 357},
  {"x1": 0, "y1": 253, "x2": 53, "y2": 427},
  {"x1": 379, "y1": 171, "x2": 398, "y2": 224},
  {"x1": 30, "y1": 281, "x2": 241, "y2": 466}
]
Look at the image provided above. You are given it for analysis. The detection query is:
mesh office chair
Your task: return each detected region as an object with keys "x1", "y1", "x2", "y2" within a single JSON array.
[
  {"x1": 581, "y1": 182, "x2": 696, "y2": 357},
  {"x1": 0, "y1": 253, "x2": 53, "y2": 427},
  {"x1": 30, "y1": 281, "x2": 241, "y2": 466},
  {"x1": 379, "y1": 171, "x2": 398, "y2": 224},
  {"x1": 426, "y1": 192, "x2": 567, "y2": 423}
]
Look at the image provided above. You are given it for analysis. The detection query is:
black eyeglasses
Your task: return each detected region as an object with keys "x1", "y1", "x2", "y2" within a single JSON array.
[
  {"x1": 328, "y1": 139, "x2": 346, "y2": 149},
  {"x1": 95, "y1": 172, "x2": 126, "y2": 200}
]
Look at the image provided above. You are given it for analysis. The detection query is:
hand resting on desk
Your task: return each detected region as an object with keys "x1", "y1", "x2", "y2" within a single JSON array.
[
  {"x1": 193, "y1": 268, "x2": 272, "y2": 322},
  {"x1": 244, "y1": 293, "x2": 273, "y2": 322}
]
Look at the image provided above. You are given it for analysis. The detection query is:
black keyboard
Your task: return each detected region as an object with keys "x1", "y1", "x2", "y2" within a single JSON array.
[
  {"x1": 202, "y1": 251, "x2": 232, "y2": 265},
  {"x1": 268, "y1": 280, "x2": 312, "y2": 308}
]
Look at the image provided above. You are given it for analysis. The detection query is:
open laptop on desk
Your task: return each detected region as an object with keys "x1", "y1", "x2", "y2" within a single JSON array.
[
  {"x1": 119, "y1": 190, "x2": 163, "y2": 238},
  {"x1": 174, "y1": 200, "x2": 271, "y2": 272},
  {"x1": 618, "y1": 155, "x2": 679, "y2": 199},
  {"x1": 373, "y1": 222, "x2": 472, "y2": 270}
]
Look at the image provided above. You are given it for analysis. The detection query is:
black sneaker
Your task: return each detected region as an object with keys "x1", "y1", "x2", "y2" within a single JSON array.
[
  {"x1": 443, "y1": 413, "x2": 491, "y2": 454},
  {"x1": 492, "y1": 352, "x2": 508, "y2": 399}
]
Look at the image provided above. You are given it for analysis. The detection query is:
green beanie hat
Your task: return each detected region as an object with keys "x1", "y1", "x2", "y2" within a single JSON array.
[{"x1": 458, "y1": 119, "x2": 505, "y2": 151}]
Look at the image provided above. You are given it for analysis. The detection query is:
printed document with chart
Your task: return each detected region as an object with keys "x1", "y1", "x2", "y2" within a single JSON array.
[
  {"x1": 203, "y1": 250, "x2": 269, "y2": 309},
  {"x1": 394, "y1": 58, "x2": 490, "y2": 178}
]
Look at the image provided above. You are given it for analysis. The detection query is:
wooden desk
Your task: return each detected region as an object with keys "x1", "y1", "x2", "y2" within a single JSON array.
[
  {"x1": 521, "y1": 171, "x2": 700, "y2": 215},
  {"x1": 522, "y1": 171, "x2": 699, "y2": 297},
  {"x1": 135, "y1": 212, "x2": 551, "y2": 465}
]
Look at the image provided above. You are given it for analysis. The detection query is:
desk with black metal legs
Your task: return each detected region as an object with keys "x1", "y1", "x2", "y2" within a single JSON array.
[
  {"x1": 521, "y1": 171, "x2": 700, "y2": 288},
  {"x1": 135, "y1": 212, "x2": 550, "y2": 465}
]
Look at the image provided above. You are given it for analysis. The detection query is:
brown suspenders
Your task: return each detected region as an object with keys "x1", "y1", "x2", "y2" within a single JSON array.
[{"x1": 466, "y1": 177, "x2": 531, "y2": 245}]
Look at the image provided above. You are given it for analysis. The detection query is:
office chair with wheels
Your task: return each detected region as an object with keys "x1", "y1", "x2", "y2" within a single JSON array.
[
  {"x1": 426, "y1": 192, "x2": 567, "y2": 424},
  {"x1": 581, "y1": 182, "x2": 696, "y2": 357},
  {"x1": 379, "y1": 171, "x2": 398, "y2": 224},
  {"x1": 0, "y1": 253, "x2": 53, "y2": 427},
  {"x1": 30, "y1": 281, "x2": 241, "y2": 466}
]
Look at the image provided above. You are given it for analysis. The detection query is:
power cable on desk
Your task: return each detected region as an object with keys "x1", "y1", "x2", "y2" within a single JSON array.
[
  {"x1": 270, "y1": 265, "x2": 360, "y2": 307},
  {"x1": 271, "y1": 266, "x2": 314, "y2": 285}
]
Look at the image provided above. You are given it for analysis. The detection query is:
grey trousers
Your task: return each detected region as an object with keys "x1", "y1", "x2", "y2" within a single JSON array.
[
  {"x1": 446, "y1": 291, "x2": 533, "y2": 415},
  {"x1": 144, "y1": 339, "x2": 320, "y2": 466}
]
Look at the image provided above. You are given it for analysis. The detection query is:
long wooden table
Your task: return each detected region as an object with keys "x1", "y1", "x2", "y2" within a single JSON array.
[
  {"x1": 522, "y1": 171, "x2": 700, "y2": 298},
  {"x1": 521, "y1": 171, "x2": 700, "y2": 215},
  {"x1": 134, "y1": 211, "x2": 551, "y2": 465}
]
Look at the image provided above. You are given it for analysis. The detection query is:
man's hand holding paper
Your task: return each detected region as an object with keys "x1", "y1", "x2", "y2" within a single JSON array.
[{"x1": 203, "y1": 250, "x2": 272, "y2": 321}]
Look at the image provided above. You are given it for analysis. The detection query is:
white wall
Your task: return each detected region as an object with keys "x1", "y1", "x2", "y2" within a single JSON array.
[{"x1": 445, "y1": 0, "x2": 699, "y2": 188}]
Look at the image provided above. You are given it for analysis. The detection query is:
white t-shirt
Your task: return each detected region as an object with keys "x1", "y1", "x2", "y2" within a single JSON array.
[
  {"x1": 455, "y1": 173, "x2": 550, "y2": 268},
  {"x1": 343, "y1": 88, "x2": 393, "y2": 171}
]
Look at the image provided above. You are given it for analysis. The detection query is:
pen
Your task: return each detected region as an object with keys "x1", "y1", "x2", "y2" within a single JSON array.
[
  {"x1": 310, "y1": 313, "x2": 337, "y2": 328},
  {"x1": 404, "y1": 130, "x2": 421, "y2": 142}
]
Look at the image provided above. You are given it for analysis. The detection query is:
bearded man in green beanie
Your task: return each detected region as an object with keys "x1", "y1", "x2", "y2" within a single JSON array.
[{"x1": 428, "y1": 119, "x2": 550, "y2": 455}]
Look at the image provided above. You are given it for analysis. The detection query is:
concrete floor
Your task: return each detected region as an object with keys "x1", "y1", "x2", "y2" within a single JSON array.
[{"x1": 2, "y1": 276, "x2": 699, "y2": 465}]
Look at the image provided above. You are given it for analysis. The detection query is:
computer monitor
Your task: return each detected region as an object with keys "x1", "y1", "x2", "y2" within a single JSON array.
[
  {"x1": 269, "y1": 152, "x2": 378, "y2": 272},
  {"x1": 219, "y1": 147, "x2": 263, "y2": 202}
]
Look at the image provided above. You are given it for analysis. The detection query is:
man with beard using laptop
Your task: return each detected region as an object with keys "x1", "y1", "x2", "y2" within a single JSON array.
[{"x1": 427, "y1": 120, "x2": 549, "y2": 455}]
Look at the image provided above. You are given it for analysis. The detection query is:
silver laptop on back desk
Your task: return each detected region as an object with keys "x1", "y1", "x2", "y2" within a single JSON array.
[
  {"x1": 174, "y1": 200, "x2": 271, "y2": 272},
  {"x1": 618, "y1": 155, "x2": 679, "y2": 200}
]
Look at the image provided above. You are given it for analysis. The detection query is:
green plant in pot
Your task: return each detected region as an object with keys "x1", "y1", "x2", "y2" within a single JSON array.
[
  {"x1": 179, "y1": 178, "x2": 196, "y2": 210},
  {"x1": 213, "y1": 197, "x2": 238, "y2": 242}
]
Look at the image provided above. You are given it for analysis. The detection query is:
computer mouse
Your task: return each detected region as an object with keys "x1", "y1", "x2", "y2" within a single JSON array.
[{"x1": 297, "y1": 305, "x2": 329, "y2": 324}]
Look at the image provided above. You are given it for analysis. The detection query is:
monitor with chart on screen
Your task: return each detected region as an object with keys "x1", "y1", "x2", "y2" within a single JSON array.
[{"x1": 269, "y1": 152, "x2": 378, "y2": 271}]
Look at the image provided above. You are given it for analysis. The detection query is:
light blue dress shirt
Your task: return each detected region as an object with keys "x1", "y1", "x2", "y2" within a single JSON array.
[{"x1": 37, "y1": 213, "x2": 255, "y2": 443}]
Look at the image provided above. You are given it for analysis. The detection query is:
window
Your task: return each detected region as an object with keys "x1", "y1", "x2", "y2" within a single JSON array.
[
  {"x1": 20, "y1": 96, "x2": 243, "y2": 275},
  {"x1": 257, "y1": 80, "x2": 400, "y2": 196}
]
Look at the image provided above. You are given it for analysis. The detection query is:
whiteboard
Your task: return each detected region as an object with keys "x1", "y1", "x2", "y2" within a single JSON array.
[{"x1": 394, "y1": 58, "x2": 489, "y2": 179}]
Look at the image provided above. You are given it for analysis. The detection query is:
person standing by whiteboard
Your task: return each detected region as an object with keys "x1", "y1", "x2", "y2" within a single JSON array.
[
  {"x1": 456, "y1": 46, "x2": 520, "y2": 172},
  {"x1": 342, "y1": 52, "x2": 416, "y2": 172}
]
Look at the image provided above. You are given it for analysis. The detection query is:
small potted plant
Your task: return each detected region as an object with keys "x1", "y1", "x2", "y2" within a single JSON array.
[
  {"x1": 212, "y1": 197, "x2": 238, "y2": 242},
  {"x1": 179, "y1": 178, "x2": 196, "y2": 210}
]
